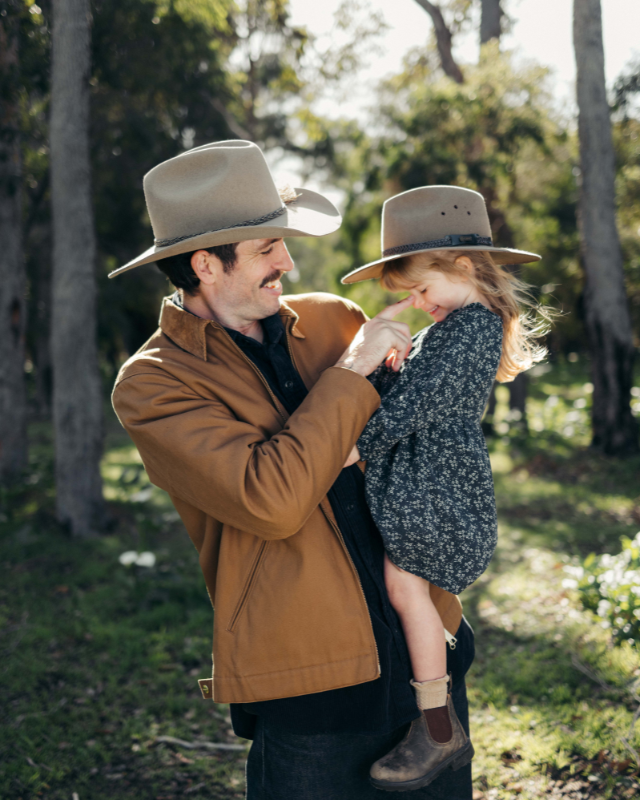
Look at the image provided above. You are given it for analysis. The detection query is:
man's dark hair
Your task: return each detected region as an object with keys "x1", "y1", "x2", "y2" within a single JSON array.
[{"x1": 157, "y1": 243, "x2": 238, "y2": 295}]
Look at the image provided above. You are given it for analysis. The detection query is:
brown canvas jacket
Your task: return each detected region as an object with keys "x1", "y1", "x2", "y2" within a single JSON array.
[{"x1": 112, "y1": 292, "x2": 462, "y2": 703}]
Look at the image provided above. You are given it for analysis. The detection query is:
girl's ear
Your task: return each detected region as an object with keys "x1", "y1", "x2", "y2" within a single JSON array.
[{"x1": 454, "y1": 255, "x2": 474, "y2": 280}]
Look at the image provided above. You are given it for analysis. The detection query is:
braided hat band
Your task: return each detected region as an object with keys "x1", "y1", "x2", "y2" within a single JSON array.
[
  {"x1": 154, "y1": 206, "x2": 287, "y2": 248},
  {"x1": 382, "y1": 233, "x2": 492, "y2": 258}
]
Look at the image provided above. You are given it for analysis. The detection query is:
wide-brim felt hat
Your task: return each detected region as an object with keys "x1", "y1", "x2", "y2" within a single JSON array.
[
  {"x1": 109, "y1": 140, "x2": 342, "y2": 278},
  {"x1": 341, "y1": 185, "x2": 540, "y2": 285}
]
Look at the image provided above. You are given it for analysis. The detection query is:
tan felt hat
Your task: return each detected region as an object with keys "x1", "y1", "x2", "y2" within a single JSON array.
[
  {"x1": 341, "y1": 185, "x2": 540, "y2": 285},
  {"x1": 109, "y1": 140, "x2": 342, "y2": 278}
]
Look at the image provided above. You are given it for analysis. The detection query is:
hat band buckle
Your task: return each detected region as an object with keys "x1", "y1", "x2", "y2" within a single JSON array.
[
  {"x1": 154, "y1": 204, "x2": 287, "y2": 248},
  {"x1": 383, "y1": 233, "x2": 493, "y2": 258}
]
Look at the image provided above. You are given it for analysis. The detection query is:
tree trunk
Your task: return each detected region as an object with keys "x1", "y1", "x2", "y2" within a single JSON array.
[
  {"x1": 414, "y1": 0, "x2": 464, "y2": 84},
  {"x1": 0, "y1": 2, "x2": 28, "y2": 483},
  {"x1": 573, "y1": 0, "x2": 638, "y2": 455},
  {"x1": 50, "y1": 0, "x2": 105, "y2": 533},
  {"x1": 480, "y1": 0, "x2": 502, "y2": 44},
  {"x1": 508, "y1": 372, "x2": 528, "y2": 429},
  {"x1": 31, "y1": 222, "x2": 53, "y2": 419}
]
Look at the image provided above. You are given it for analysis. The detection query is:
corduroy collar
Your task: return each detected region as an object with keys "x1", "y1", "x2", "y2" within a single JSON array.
[{"x1": 158, "y1": 295, "x2": 305, "y2": 361}]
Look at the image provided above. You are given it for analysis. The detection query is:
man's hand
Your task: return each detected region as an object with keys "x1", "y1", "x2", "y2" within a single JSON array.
[
  {"x1": 335, "y1": 295, "x2": 414, "y2": 377},
  {"x1": 343, "y1": 445, "x2": 361, "y2": 468}
]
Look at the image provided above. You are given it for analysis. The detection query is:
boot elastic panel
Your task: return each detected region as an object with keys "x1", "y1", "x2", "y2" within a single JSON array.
[{"x1": 423, "y1": 706, "x2": 453, "y2": 743}]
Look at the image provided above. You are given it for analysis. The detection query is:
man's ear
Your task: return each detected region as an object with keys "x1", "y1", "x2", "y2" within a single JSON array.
[{"x1": 191, "y1": 250, "x2": 222, "y2": 286}]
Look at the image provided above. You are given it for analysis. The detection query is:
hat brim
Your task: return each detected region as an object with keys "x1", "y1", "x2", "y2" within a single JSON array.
[
  {"x1": 108, "y1": 188, "x2": 341, "y2": 278},
  {"x1": 341, "y1": 246, "x2": 541, "y2": 285}
]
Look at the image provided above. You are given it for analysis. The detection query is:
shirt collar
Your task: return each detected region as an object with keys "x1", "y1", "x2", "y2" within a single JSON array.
[{"x1": 159, "y1": 293, "x2": 304, "y2": 362}]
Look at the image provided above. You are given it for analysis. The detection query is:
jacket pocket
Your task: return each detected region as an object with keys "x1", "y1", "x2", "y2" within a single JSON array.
[{"x1": 226, "y1": 540, "x2": 269, "y2": 632}]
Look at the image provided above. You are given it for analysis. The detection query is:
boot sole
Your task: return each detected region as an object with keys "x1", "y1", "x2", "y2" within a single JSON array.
[{"x1": 369, "y1": 740, "x2": 475, "y2": 793}]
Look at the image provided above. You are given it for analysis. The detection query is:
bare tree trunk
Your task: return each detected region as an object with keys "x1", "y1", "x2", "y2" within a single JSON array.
[
  {"x1": 573, "y1": 0, "x2": 638, "y2": 455},
  {"x1": 31, "y1": 223, "x2": 53, "y2": 419},
  {"x1": 50, "y1": 0, "x2": 105, "y2": 533},
  {"x1": 0, "y1": 2, "x2": 28, "y2": 483},
  {"x1": 414, "y1": 0, "x2": 464, "y2": 84},
  {"x1": 480, "y1": 0, "x2": 502, "y2": 44},
  {"x1": 508, "y1": 372, "x2": 528, "y2": 429}
]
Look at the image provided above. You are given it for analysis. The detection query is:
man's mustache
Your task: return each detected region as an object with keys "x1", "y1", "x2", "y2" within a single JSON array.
[{"x1": 260, "y1": 270, "x2": 284, "y2": 288}]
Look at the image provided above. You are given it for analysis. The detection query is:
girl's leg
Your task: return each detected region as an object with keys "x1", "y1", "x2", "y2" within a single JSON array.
[
  {"x1": 368, "y1": 555, "x2": 473, "y2": 791},
  {"x1": 383, "y1": 553, "x2": 446, "y2": 683}
]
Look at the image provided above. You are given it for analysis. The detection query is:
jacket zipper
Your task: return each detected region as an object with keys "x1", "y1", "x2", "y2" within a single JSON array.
[
  {"x1": 227, "y1": 540, "x2": 269, "y2": 631},
  {"x1": 220, "y1": 322, "x2": 380, "y2": 671}
]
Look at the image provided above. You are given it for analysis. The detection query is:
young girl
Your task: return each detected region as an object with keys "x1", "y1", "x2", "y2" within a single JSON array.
[{"x1": 341, "y1": 186, "x2": 547, "y2": 792}]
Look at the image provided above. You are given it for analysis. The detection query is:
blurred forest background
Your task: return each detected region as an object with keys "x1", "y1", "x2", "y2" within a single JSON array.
[{"x1": 2, "y1": 1, "x2": 640, "y2": 799}]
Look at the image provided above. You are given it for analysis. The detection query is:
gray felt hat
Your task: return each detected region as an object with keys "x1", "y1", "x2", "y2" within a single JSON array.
[
  {"x1": 341, "y1": 185, "x2": 540, "y2": 285},
  {"x1": 109, "y1": 140, "x2": 341, "y2": 278}
]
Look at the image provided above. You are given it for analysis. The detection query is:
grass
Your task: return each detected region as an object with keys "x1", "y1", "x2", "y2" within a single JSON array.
[{"x1": 1, "y1": 358, "x2": 640, "y2": 800}]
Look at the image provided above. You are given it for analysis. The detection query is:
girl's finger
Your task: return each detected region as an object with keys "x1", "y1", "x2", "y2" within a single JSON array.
[
  {"x1": 391, "y1": 341, "x2": 413, "y2": 371},
  {"x1": 376, "y1": 294, "x2": 414, "y2": 321},
  {"x1": 385, "y1": 349, "x2": 397, "y2": 369}
]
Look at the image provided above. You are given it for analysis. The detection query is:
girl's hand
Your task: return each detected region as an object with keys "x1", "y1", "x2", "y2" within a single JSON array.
[{"x1": 343, "y1": 445, "x2": 361, "y2": 468}]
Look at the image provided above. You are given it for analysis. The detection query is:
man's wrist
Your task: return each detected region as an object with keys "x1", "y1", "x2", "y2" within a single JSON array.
[{"x1": 335, "y1": 358, "x2": 367, "y2": 377}]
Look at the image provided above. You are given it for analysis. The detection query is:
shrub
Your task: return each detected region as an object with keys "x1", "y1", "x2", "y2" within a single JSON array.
[{"x1": 563, "y1": 532, "x2": 640, "y2": 647}]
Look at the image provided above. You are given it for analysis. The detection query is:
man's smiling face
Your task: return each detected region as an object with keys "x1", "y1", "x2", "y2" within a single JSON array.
[{"x1": 213, "y1": 237, "x2": 294, "y2": 323}]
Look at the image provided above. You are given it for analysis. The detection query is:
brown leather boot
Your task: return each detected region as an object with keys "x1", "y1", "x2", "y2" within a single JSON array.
[{"x1": 369, "y1": 691, "x2": 474, "y2": 792}]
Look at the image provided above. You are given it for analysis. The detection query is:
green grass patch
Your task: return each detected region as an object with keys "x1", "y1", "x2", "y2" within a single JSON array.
[{"x1": 2, "y1": 362, "x2": 640, "y2": 799}]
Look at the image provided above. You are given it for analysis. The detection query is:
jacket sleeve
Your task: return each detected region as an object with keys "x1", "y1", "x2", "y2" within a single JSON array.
[
  {"x1": 357, "y1": 312, "x2": 500, "y2": 460},
  {"x1": 113, "y1": 365, "x2": 380, "y2": 541}
]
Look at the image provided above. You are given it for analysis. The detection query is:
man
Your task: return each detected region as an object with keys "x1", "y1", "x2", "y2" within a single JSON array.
[{"x1": 111, "y1": 140, "x2": 475, "y2": 798}]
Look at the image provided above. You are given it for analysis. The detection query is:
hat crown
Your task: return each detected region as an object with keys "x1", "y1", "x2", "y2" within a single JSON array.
[
  {"x1": 143, "y1": 140, "x2": 283, "y2": 243},
  {"x1": 381, "y1": 186, "x2": 491, "y2": 253}
]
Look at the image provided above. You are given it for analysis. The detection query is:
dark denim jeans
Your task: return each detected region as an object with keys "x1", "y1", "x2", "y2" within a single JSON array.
[{"x1": 245, "y1": 617, "x2": 475, "y2": 800}]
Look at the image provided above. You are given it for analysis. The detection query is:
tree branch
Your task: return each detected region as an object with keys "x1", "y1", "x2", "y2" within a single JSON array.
[{"x1": 413, "y1": 0, "x2": 464, "y2": 84}]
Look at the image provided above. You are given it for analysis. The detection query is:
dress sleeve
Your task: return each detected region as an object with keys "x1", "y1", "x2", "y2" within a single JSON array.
[
  {"x1": 357, "y1": 311, "x2": 501, "y2": 460},
  {"x1": 367, "y1": 362, "x2": 400, "y2": 395}
]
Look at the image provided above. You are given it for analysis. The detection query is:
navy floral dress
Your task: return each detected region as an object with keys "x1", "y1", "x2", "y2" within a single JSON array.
[{"x1": 357, "y1": 303, "x2": 503, "y2": 595}]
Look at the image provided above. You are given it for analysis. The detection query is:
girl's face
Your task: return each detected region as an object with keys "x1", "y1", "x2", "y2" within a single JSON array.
[{"x1": 407, "y1": 268, "x2": 474, "y2": 323}]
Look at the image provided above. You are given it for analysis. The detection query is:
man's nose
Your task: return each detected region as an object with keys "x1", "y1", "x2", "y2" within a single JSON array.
[{"x1": 277, "y1": 243, "x2": 295, "y2": 272}]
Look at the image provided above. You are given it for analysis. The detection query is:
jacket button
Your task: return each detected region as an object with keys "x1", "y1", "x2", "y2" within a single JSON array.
[{"x1": 284, "y1": 381, "x2": 294, "y2": 390}]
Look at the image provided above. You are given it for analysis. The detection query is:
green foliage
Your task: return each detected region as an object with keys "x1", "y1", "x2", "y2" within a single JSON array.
[
  {"x1": 18, "y1": 0, "x2": 319, "y2": 391},
  {"x1": 567, "y1": 533, "x2": 640, "y2": 648},
  {"x1": 292, "y1": 48, "x2": 590, "y2": 354},
  {"x1": 613, "y1": 115, "x2": 640, "y2": 337},
  {"x1": 289, "y1": 44, "x2": 637, "y2": 358}
]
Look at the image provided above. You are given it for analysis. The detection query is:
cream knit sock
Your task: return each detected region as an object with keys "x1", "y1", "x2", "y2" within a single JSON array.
[{"x1": 410, "y1": 674, "x2": 449, "y2": 710}]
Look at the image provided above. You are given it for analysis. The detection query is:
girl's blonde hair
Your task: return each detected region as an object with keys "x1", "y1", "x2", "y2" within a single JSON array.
[{"x1": 381, "y1": 250, "x2": 549, "y2": 383}]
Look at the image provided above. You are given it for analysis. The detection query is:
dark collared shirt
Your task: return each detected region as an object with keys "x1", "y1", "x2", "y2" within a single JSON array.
[{"x1": 221, "y1": 311, "x2": 418, "y2": 738}]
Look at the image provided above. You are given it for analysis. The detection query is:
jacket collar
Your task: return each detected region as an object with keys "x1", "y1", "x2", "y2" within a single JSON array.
[{"x1": 159, "y1": 295, "x2": 304, "y2": 362}]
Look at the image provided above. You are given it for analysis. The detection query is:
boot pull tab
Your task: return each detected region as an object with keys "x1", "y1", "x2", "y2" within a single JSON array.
[{"x1": 444, "y1": 629, "x2": 457, "y2": 651}]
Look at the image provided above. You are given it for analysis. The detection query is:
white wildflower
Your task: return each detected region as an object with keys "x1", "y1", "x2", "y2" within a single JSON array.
[
  {"x1": 135, "y1": 552, "x2": 156, "y2": 568},
  {"x1": 563, "y1": 565, "x2": 584, "y2": 580}
]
